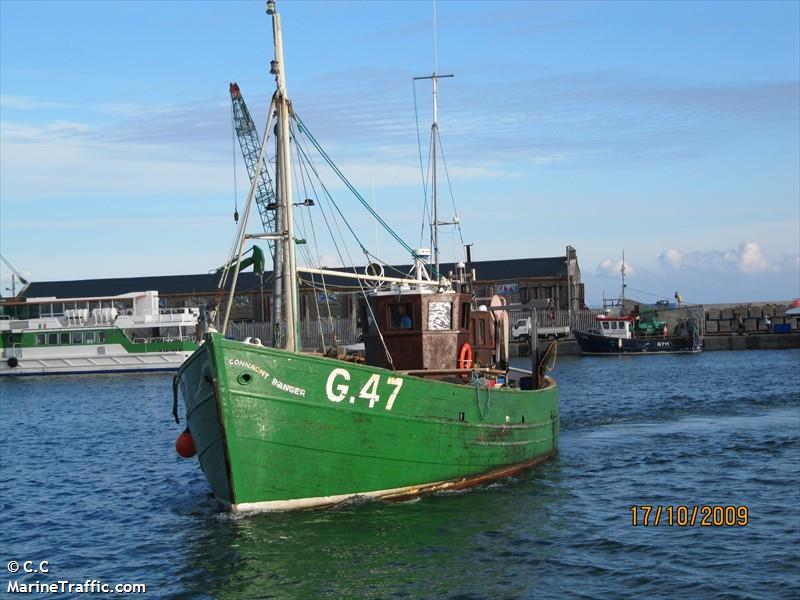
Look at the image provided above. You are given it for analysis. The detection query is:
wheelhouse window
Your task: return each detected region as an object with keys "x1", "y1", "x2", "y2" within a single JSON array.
[
  {"x1": 389, "y1": 303, "x2": 413, "y2": 330},
  {"x1": 460, "y1": 303, "x2": 471, "y2": 329},
  {"x1": 73, "y1": 332, "x2": 83, "y2": 344},
  {"x1": 602, "y1": 321, "x2": 610, "y2": 330},
  {"x1": 360, "y1": 305, "x2": 377, "y2": 335},
  {"x1": 48, "y1": 333, "x2": 58, "y2": 345},
  {"x1": 60, "y1": 333, "x2": 71, "y2": 344},
  {"x1": 611, "y1": 322, "x2": 618, "y2": 330},
  {"x1": 98, "y1": 331, "x2": 107, "y2": 343},
  {"x1": 36, "y1": 334, "x2": 46, "y2": 346},
  {"x1": 85, "y1": 331, "x2": 95, "y2": 344}
]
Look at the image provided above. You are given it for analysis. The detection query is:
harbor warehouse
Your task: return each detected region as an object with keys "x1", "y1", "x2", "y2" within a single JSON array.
[{"x1": 13, "y1": 252, "x2": 585, "y2": 323}]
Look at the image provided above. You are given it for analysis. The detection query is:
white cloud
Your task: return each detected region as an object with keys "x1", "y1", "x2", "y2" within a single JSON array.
[
  {"x1": 1, "y1": 120, "x2": 90, "y2": 139},
  {"x1": 595, "y1": 257, "x2": 634, "y2": 278},
  {"x1": 739, "y1": 241, "x2": 769, "y2": 274},
  {"x1": 0, "y1": 119, "x2": 230, "y2": 201},
  {"x1": 658, "y1": 241, "x2": 791, "y2": 275},
  {"x1": 661, "y1": 248, "x2": 683, "y2": 268},
  {"x1": 0, "y1": 95, "x2": 71, "y2": 110}
]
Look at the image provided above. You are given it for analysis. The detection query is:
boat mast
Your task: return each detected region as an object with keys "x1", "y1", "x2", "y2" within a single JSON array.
[
  {"x1": 414, "y1": 72, "x2": 453, "y2": 279},
  {"x1": 268, "y1": 0, "x2": 298, "y2": 352},
  {"x1": 620, "y1": 250, "x2": 627, "y2": 307},
  {"x1": 431, "y1": 74, "x2": 441, "y2": 278}
]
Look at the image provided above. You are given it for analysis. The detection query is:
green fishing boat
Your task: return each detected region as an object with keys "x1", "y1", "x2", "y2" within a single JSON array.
[{"x1": 174, "y1": 0, "x2": 558, "y2": 512}]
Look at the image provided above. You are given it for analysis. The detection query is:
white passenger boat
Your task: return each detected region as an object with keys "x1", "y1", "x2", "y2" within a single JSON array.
[{"x1": 0, "y1": 291, "x2": 199, "y2": 376}]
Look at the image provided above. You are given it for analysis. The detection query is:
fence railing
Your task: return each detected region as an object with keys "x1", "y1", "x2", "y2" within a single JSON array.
[
  {"x1": 227, "y1": 317, "x2": 360, "y2": 349},
  {"x1": 506, "y1": 308, "x2": 601, "y2": 334}
]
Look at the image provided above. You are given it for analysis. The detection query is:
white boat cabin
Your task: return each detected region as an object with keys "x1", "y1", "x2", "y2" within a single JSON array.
[
  {"x1": 0, "y1": 290, "x2": 199, "y2": 342},
  {"x1": 595, "y1": 315, "x2": 634, "y2": 339}
]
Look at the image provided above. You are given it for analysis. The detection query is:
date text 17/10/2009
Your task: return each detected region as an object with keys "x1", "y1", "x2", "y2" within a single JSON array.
[{"x1": 630, "y1": 505, "x2": 749, "y2": 527}]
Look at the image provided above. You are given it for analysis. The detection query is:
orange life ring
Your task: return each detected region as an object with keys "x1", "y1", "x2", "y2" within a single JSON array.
[{"x1": 458, "y1": 342, "x2": 473, "y2": 369}]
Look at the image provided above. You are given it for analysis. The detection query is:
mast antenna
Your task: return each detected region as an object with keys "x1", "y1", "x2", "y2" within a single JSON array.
[
  {"x1": 433, "y1": 0, "x2": 439, "y2": 74},
  {"x1": 414, "y1": 1, "x2": 455, "y2": 283},
  {"x1": 620, "y1": 250, "x2": 627, "y2": 305}
]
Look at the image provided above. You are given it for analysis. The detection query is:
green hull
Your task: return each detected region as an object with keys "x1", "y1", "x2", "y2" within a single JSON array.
[{"x1": 178, "y1": 333, "x2": 559, "y2": 511}]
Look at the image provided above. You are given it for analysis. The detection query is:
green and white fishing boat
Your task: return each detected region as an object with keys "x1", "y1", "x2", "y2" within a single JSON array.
[
  {"x1": 174, "y1": 1, "x2": 559, "y2": 512},
  {"x1": 0, "y1": 290, "x2": 198, "y2": 377}
]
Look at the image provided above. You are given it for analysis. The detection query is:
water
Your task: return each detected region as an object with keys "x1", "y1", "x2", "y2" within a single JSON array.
[{"x1": 1, "y1": 350, "x2": 798, "y2": 599}]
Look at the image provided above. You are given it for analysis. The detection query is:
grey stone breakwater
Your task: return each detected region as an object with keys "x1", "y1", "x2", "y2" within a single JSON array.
[
  {"x1": 513, "y1": 333, "x2": 800, "y2": 357},
  {"x1": 703, "y1": 302, "x2": 798, "y2": 335}
]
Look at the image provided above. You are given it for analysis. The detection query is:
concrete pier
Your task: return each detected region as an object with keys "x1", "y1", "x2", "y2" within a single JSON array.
[
  {"x1": 512, "y1": 333, "x2": 800, "y2": 357},
  {"x1": 703, "y1": 333, "x2": 800, "y2": 351}
]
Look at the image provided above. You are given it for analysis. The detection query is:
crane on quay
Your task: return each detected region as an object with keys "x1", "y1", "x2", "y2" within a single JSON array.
[
  {"x1": 229, "y1": 82, "x2": 279, "y2": 236},
  {"x1": 0, "y1": 254, "x2": 29, "y2": 297},
  {"x1": 228, "y1": 82, "x2": 284, "y2": 341}
]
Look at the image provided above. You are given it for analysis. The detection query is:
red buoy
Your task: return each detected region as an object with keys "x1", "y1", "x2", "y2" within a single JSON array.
[{"x1": 175, "y1": 429, "x2": 196, "y2": 458}]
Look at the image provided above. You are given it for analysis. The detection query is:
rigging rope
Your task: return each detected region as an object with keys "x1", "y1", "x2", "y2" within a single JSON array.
[
  {"x1": 295, "y1": 115, "x2": 441, "y2": 279},
  {"x1": 435, "y1": 127, "x2": 465, "y2": 251},
  {"x1": 470, "y1": 371, "x2": 492, "y2": 420},
  {"x1": 293, "y1": 128, "x2": 396, "y2": 369},
  {"x1": 294, "y1": 138, "x2": 372, "y2": 259},
  {"x1": 290, "y1": 124, "x2": 393, "y2": 367},
  {"x1": 292, "y1": 134, "x2": 333, "y2": 351},
  {"x1": 627, "y1": 286, "x2": 677, "y2": 303},
  {"x1": 425, "y1": 127, "x2": 435, "y2": 253},
  {"x1": 413, "y1": 79, "x2": 431, "y2": 248}
]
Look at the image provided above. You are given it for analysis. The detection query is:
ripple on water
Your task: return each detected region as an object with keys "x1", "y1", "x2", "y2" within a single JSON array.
[{"x1": 1, "y1": 350, "x2": 799, "y2": 598}]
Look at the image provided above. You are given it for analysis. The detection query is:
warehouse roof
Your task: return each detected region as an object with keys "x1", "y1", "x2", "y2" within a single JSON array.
[{"x1": 18, "y1": 256, "x2": 571, "y2": 299}]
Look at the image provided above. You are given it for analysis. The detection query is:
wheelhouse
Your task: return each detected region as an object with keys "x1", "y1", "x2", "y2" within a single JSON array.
[
  {"x1": 362, "y1": 288, "x2": 496, "y2": 371},
  {"x1": 595, "y1": 315, "x2": 634, "y2": 339}
]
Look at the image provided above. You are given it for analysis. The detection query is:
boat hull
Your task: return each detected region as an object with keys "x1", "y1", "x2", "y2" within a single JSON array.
[
  {"x1": 0, "y1": 346, "x2": 194, "y2": 377},
  {"x1": 573, "y1": 329, "x2": 703, "y2": 355},
  {"x1": 177, "y1": 333, "x2": 559, "y2": 511}
]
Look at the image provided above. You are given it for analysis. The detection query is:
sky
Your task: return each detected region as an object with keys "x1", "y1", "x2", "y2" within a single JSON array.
[{"x1": 1, "y1": 0, "x2": 798, "y2": 306}]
